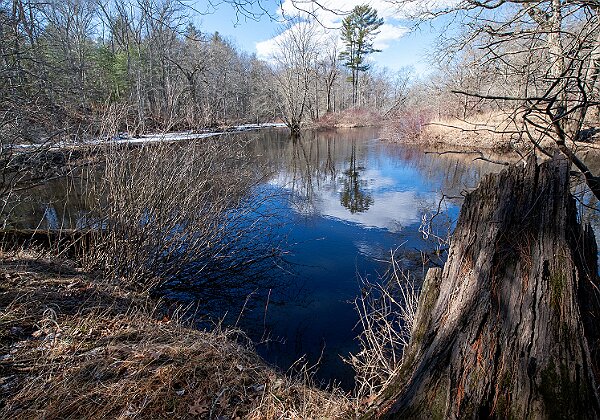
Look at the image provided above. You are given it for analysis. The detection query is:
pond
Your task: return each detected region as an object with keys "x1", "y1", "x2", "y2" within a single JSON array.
[
  {"x1": 9, "y1": 127, "x2": 535, "y2": 390},
  {"x1": 216, "y1": 127, "x2": 507, "y2": 389}
]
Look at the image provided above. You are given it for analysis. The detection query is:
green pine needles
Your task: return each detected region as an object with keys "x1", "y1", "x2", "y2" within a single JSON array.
[{"x1": 339, "y1": 5, "x2": 384, "y2": 106}]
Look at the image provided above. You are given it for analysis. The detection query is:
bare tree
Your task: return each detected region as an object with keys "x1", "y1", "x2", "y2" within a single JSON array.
[
  {"x1": 317, "y1": 37, "x2": 340, "y2": 114},
  {"x1": 271, "y1": 20, "x2": 321, "y2": 135},
  {"x1": 388, "y1": 0, "x2": 600, "y2": 197}
]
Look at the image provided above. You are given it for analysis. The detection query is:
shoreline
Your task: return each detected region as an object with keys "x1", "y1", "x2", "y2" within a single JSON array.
[
  {"x1": 10, "y1": 122, "x2": 289, "y2": 151},
  {"x1": 0, "y1": 250, "x2": 352, "y2": 418},
  {"x1": 381, "y1": 114, "x2": 600, "y2": 159}
]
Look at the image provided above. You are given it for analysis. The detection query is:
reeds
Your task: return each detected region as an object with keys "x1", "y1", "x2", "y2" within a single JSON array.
[{"x1": 347, "y1": 252, "x2": 420, "y2": 400}]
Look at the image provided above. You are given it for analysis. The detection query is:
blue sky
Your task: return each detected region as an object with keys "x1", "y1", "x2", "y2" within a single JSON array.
[{"x1": 193, "y1": 1, "x2": 448, "y2": 76}]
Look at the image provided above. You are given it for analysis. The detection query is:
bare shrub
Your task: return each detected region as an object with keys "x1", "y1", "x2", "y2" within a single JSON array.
[
  {"x1": 84, "y1": 136, "x2": 283, "y2": 294},
  {"x1": 381, "y1": 109, "x2": 433, "y2": 143},
  {"x1": 313, "y1": 108, "x2": 382, "y2": 129},
  {"x1": 347, "y1": 252, "x2": 420, "y2": 399}
]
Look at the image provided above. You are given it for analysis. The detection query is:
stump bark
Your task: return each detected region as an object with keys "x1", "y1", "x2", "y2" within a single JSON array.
[{"x1": 370, "y1": 155, "x2": 600, "y2": 419}]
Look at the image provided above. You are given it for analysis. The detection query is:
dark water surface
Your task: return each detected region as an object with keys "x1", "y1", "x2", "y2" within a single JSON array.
[
  {"x1": 13, "y1": 127, "x2": 521, "y2": 390},
  {"x1": 229, "y1": 128, "x2": 508, "y2": 389}
]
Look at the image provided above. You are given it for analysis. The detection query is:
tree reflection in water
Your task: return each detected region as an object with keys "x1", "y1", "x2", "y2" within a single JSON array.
[{"x1": 340, "y1": 139, "x2": 373, "y2": 213}]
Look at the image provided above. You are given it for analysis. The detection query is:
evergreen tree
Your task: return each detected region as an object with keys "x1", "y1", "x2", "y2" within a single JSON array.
[{"x1": 339, "y1": 5, "x2": 383, "y2": 106}]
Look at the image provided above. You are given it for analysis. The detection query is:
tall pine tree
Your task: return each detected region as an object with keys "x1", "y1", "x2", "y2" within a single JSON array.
[{"x1": 339, "y1": 5, "x2": 383, "y2": 106}]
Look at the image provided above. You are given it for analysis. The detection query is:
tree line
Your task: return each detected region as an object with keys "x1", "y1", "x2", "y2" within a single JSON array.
[{"x1": 1, "y1": 0, "x2": 404, "y2": 143}]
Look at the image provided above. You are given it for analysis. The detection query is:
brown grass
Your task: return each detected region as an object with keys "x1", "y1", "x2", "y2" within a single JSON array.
[
  {"x1": 421, "y1": 113, "x2": 523, "y2": 151},
  {"x1": 384, "y1": 110, "x2": 600, "y2": 153},
  {"x1": 312, "y1": 109, "x2": 382, "y2": 130},
  {"x1": 0, "y1": 249, "x2": 351, "y2": 419},
  {"x1": 384, "y1": 112, "x2": 523, "y2": 151}
]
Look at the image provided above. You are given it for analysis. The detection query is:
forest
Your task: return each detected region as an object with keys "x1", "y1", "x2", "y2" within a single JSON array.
[
  {"x1": 1, "y1": 0, "x2": 600, "y2": 418},
  {"x1": 1, "y1": 0, "x2": 412, "y2": 141}
]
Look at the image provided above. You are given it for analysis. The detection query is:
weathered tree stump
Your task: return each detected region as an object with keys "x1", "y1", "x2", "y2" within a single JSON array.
[{"x1": 370, "y1": 155, "x2": 600, "y2": 419}]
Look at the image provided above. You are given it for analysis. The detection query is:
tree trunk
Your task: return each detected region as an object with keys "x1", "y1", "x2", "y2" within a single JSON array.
[{"x1": 368, "y1": 154, "x2": 600, "y2": 419}]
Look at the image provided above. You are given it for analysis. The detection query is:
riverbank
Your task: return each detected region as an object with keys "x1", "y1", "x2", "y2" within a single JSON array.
[
  {"x1": 381, "y1": 112, "x2": 520, "y2": 151},
  {"x1": 418, "y1": 115, "x2": 518, "y2": 150},
  {"x1": 12, "y1": 123, "x2": 288, "y2": 150},
  {"x1": 310, "y1": 109, "x2": 382, "y2": 130},
  {"x1": 381, "y1": 112, "x2": 600, "y2": 153},
  {"x1": 0, "y1": 249, "x2": 351, "y2": 419}
]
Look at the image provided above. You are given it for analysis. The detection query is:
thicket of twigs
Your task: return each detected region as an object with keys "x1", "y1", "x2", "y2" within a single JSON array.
[
  {"x1": 346, "y1": 253, "x2": 420, "y2": 400},
  {"x1": 83, "y1": 137, "x2": 284, "y2": 295}
]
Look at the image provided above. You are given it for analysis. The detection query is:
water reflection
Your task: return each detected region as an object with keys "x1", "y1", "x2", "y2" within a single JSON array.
[
  {"x1": 237, "y1": 128, "x2": 517, "y2": 388},
  {"x1": 2, "y1": 171, "x2": 92, "y2": 230},
  {"x1": 248, "y1": 128, "x2": 506, "y2": 234},
  {"x1": 6, "y1": 128, "x2": 528, "y2": 390},
  {"x1": 340, "y1": 139, "x2": 374, "y2": 214}
]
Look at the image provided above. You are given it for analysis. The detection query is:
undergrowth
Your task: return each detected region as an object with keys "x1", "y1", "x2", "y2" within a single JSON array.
[
  {"x1": 346, "y1": 253, "x2": 420, "y2": 400},
  {"x1": 0, "y1": 249, "x2": 351, "y2": 419}
]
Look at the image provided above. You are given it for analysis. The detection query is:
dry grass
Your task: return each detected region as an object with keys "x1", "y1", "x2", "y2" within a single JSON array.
[
  {"x1": 383, "y1": 110, "x2": 529, "y2": 151},
  {"x1": 0, "y1": 249, "x2": 351, "y2": 419},
  {"x1": 346, "y1": 253, "x2": 420, "y2": 401},
  {"x1": 312, "y1": 109, "x2": 382, "y2": 129},
  {"x1": 411, "y1": 112, "x2": 523, "y2": 151},
  {"x1": 384, "y1": 110, "x2": 600, "y2": 152}
]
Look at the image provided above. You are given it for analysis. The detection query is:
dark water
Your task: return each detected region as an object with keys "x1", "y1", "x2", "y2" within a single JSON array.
[
  {"x1": 8, "y1": 127, "x2": 534, "y2": 389},
  {"x1": 227, "y1": 128, "x2": 509, "y2": 389}
]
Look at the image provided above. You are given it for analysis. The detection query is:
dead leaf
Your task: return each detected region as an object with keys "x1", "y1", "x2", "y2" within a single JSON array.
[{"x1": 188, "y1": 399, "x2": 209, "y2": 416}]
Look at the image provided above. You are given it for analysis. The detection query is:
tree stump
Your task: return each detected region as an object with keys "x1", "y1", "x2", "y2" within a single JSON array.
[{"x1": 370, "y1": 154, "x2": 600, "y2": 419}]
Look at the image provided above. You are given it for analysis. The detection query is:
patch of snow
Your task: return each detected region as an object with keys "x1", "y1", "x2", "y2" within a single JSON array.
[
  {"x1": 118, "y1": 131, "x2": 222, "y2": 144},
  {"x1": 9, "y1": 123, "x2": 287, "y2": 149}
]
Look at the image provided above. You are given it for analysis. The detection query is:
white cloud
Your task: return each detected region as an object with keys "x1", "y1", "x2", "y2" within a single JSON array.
[
  {"x1": 373, "y1": 24, "x2": 410, "y2": 50},
  {"x1": 256, "y1": 1, "x2": 413, "y2": 60},
  {"x1": 318, "y1": 189, "x2": 421, "y2": 232},
  {"x1": 256, "y1": 21, "x2": 334, "y2": 61},
  {"x1": 255, "y1": 35, "x2": 280, "y2": 60}
]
